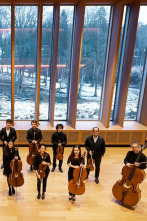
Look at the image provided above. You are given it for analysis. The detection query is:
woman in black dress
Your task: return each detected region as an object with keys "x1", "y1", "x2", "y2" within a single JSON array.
[
  {"x1": 34, "y1": 144, "x2": 51, "y2": 200},
  {"x1": 3, "y1": 140, "x2": 20, "y2": 196},
  {"x1": 67, "y1": 145, "x2": 84, "y2": 202}
]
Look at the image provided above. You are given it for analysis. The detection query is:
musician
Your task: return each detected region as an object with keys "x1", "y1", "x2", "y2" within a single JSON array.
[
  {"x1": 124, "y1": 142, "x2": 146, "y2": 169},
  {"x1": 34, "y1": 144, "x2": 51, "y2": 200},
  {"x1": 0, "y1": 119, "x2": 17, "y2": 169},
  {"x1": 67, "y1": 145, "x2": 84, "y2": 202},
  {"x1": 26, "y1": 120, "x2": 43, "y2": 170},
  {"x1": 85, "y1": 127, "x2": 105, "y2": 184},
  {"x1": 3, "y1": 140, "x2": 20, "y2": 196},
  {"x1": 51, "y1": 124, "x2": 67, "y2": 173}
]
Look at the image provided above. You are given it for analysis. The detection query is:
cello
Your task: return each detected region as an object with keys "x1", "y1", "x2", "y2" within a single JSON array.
[
  {"x1": 56, "y1": 140, "x2": 63, "y2": 161},
  {"x1": 8, "y1": 146, "x2": 24, "y2": 187},
  {"x1": 27, "y1": 143, "x2": 39, "y2": 166},
  {"x1": 68, "y1": 152, "x2": 87, "y2": 195},
  {"x1": 112, "y1": 139, "x2": 147, "y2": 206}
]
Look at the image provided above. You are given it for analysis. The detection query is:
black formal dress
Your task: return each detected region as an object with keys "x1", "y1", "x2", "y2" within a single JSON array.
[
  {"x1": 26, "y1": 128, "x2": 42, "y2": 144},
  {"x1": 3, "y1": 145, "x2": 20, "y2": 189},
  {"x1": 67, "y1": 155, "x2": 83, "y2": 196},
  {"x1": 34, "y1": 152, "x2": 51, "y2": 193},
  {"x1": 85, "y1": 135, "x2": 105, "y2": 179},
  {"x1": 124, "y1": 151, "x2": 146, "y2": 169},
  {"x1": 0, "y1": 127, "x2": 17, "y2": 165},
  {"x1": 51, "y1": 131, "x2": 67, "y2": 169}
]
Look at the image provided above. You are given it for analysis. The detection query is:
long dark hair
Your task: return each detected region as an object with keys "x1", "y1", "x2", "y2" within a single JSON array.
[
  {"x1": 3, "y1": 141, "x2": 14, "y2": 157},
  {"x1": 69, "y1": 145, "x2": 81, "y2": 158}
]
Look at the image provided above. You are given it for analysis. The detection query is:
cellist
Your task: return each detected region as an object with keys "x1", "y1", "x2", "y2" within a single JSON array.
[
  {"x1": 27, "y1": 120, "x2": 42, "y2": 171},
  {"x1": 67, "y1": 145, "x2": 84, "y2": 202},
  {"x1": 34, "y1": 144, "x2": 51, "y2": 200},
  {"x1": 124, "y1": 142, "x2": 146, "y2": 169},
  {"x1": 3, "y1": 140, "x2": 20, "y2": 196}
]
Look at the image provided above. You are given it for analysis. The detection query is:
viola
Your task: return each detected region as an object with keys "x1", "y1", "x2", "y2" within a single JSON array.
[
  {"x1": 86, "y1": 152, "x2": 95, "y2": 171},
  {"x1": 27, "y1": 143, "x2": 39, "y2": 165},
  {"x1": 68, "y1": 152, "x2": 87, "y2": 195},
  {"x1": 112, "y1": 139, "x2": 147, "y2": 206},
  {"x1": 8, "y1": 146, "x2": 24, "y2": 187},
  {"x1": 56, "y1": 140, "x2": 63, "y2": 160},
  {"x1": 37, "y1": 163, "x2": 47, "y2": 179}
]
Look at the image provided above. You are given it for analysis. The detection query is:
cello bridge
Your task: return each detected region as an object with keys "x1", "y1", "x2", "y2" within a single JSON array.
[{"x1": 124, "y1": 183, "x2": 131, "y2": 189}]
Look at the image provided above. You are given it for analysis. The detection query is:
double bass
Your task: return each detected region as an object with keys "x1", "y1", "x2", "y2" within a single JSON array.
[
  {"x1": 56, "y1": 140, "x2": 63, "y2": 161},
  {"x1": 112, "y1": 139, "x2": 147, "y2": 206},
  {"x1": 27, "y1": 143, "x2": 39, "y2": 166},
  {"x1": 68, "y1": 152, "x2": 87, "y2": 195},
  {"x1": 8, "y1": 146, "x2": 24, "y2": 187}
]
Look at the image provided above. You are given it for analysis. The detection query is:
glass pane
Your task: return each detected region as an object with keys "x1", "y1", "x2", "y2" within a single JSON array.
[
  {"x1": 39, "y1": 6, "x2": 53, "y2": 120},
  {"x1": 77, "y1": 6, "x2": 111, "y2": 120},
  {"x1": 110, "y1": 6, "x2": 127, "y2": 120},
  {"x1": 14, "y1": 6, "x2": 38, "y2": 120},
  {"x1": 0, "y1": 6, "x2": 11, "y2": 119},
  {"x1": 54, "y1": 6, "x2": 74, "y2": 120},
  {"x1": 125, "y1": 6, "x2": 147, "y2": 120}
]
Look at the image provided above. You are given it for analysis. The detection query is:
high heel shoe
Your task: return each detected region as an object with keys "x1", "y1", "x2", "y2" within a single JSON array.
[
  {"x1": 12, "y1": 187, "x2": 15, "y2": 194},
  {"x1": 37, "y1": 192, "x2": 41, "y2": 199},
  {"x1": 8, "y1": 189, "x2": 12, "y2": 196},
  {"x1": 42, "y1": 193, "x2": 45, "y2": 200}
]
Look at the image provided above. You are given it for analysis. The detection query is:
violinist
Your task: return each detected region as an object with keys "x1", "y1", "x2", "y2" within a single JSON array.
[
  {"x1": 85, "y1": 127, "x2": 105, "y2": 184},
  {"x1": 34, "y1": 144, "x2": 51, "y2": 200},
  {"x1": 124, "y1": 142, "x2": 146, "y2": 169},
  {"x1": 67, "y1": 145, "x2": 84, "y2": 202},
  {"x1": 3, "y1": 140, "x2": 20, "y2": 196},
  {"x1": 0, "y1": 119, "x2": 17, "y2": 169},
  {"x1": 51, "y1": 124, "x2": 67, "y2": 173},
  {"x1": 27, "y1": 120, "x2": 43, "y2": 171}
]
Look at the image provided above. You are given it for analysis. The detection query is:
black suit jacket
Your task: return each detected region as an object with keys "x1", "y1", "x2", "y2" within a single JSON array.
[
  {"x1": 26, "y1": 128, "x2": 43, "y2": 144},
  {"x1": 51, "y1": 131, "x2": 67, "y2": 151},
  {"x1": 85, "y1": 135, "x2": 105, "y2": 158},
  {"x1": 0, "y1": 127, "x2": 17, "y2": 145}
]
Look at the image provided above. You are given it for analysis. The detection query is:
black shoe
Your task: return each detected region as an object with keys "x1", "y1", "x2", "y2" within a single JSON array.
[
  {"x1": 51, "y1": 168, "x2": 55, "y2": 172},
  {"x1": 95, "y1": 178, "x2": 99, "y2": 184},
  {"x1": 1, "y1": 164, "x2": 4, "y2": 169},
  {"x1": 59, "y1": 168, "x2": 63, "y2": 173},
  {"x1": 42, "y1": 193, "x2": 45, "y2": 200},
  {"x1": 9, "y1": 189, "x2": 12, "y2": 196},
  {"x1": 37, "y1": 193, "x2": 40, "y2": 199},
  {"x1": 12, "y1": 187, "x2": 15, "y2": 194},
  {"x1": 30, "y1": 165, "x2": 33, "y2": 171}
]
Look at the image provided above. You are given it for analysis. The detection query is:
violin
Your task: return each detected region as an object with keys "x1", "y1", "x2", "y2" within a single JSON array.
[
  {"x1": 8, "y1": 146, "x2": 24, "y2": 187},
  {"x1": 112, "y1": 139, "x2": 147, "y2": 206},
  {"x1": 86, "y1": 151, "x2": 95, "y2": 171},
  {"x1": 56, "y1": 140, "x2": 63, "y2": 160},
  {"x1": 68, "y1": 152, "x2": 87, "y2": 195},
  {"x1": 27, "y1": 142, "x2": 39, "y2": 165}
]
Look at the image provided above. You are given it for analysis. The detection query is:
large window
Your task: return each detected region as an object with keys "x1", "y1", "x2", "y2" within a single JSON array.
[
  {"x1": 111, "y1": 6, "x2": 127, "y2": 120},
  {"x1": 0, "y1": 6, "x2": 11, "y2": 119},
  {"x1": 39, "y1": 6, "x2": 53, "y2": 120},
  {"x1": 54, "y1": 6, "x2": 74, "y2": 120},
  {"x1": 76, "y1": 6, "x2": 111, "y2": 120},
  {"x1": 125, "y1": 6, "x2": 147, "y2": 120},
  {"x1": 14, "y1": 6, "x2": 38, "y2": 120}
]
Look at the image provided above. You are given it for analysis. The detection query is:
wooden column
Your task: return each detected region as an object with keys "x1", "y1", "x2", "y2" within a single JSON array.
[
  {"x1": 11, "y1": 3, "x2": 15, "y2": 126},
  {"x1": 35, "y1": 2, "x2": 43, "y2": 125},
  {"x1": 138, "y1": 51, "x2": 147, "y2": 126},
  {"x1": 100, "y1": 1, "x2": 124, "y2": 128},
  {"x1": 49, "y1": 4, "x2": 60, "y2": 126},
  {"x1": 67, "y1": 3, "x2": 85, "y2": 128},
  {"x1": 113, "y1": 2, "x2": 140, "y2": 127}
]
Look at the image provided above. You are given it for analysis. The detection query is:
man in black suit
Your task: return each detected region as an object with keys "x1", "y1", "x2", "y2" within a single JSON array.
[
  {"x1": 51, "y1": 124, "x2": 67, "y2": 173},
  {"x1": 0, "y1": 119, "x2": 17, "y2": 169},
  {"x1": 26, "y1": 120, "x2": 43, "y2": 170},
  {"x1": 85, "y1": 127, "x2": 105, "y2": 184}
]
